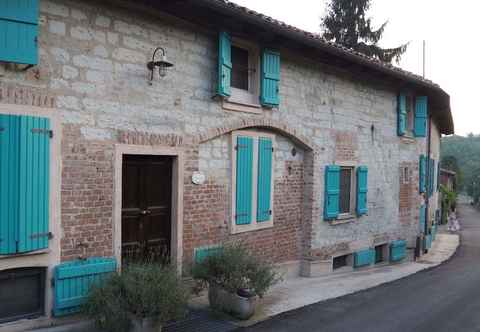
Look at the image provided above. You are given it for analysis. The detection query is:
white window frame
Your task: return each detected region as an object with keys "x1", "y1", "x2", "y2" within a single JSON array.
[
  {"x1": 223, "y1": 38, "x2": 262, "y2": 114},
  {"x1": 230, "y1": 130, "x2": 275, "y2": 234},
  {"x1": 338, "y1": 166, "x2": 356, "y2": 218}
]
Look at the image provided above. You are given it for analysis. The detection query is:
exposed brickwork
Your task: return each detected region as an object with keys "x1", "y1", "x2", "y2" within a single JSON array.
[
  {"x1": 0, "y1": 82, "x2": 56, "y2": 108},
  {"x1": 183, "y1": 153, "x2": 305, "y2": 269},
  {"x1": 399, "y1": 162, "x2": 420, "y2": 225},
  {"x1": 60, "y1": 124, "x2": 114, "y2": 261},
  {"x1": 334, "y1": 130, "x2": 358, "y2": 161}
]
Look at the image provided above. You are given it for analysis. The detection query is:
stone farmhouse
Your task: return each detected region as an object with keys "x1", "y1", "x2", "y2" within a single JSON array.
[{"x1": 0, "y1": 0, "x2": 453, "y2": 329}]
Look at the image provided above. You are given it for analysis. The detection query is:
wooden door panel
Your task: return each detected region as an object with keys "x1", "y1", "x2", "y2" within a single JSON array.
[{"x1": 121, "y1": 155, "x2": 172, "y2": 263}]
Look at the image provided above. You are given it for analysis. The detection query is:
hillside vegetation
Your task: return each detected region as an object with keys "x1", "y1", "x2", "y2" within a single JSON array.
[{"x1": 441, "y1": 134, "x2": 480, "y2": 201}]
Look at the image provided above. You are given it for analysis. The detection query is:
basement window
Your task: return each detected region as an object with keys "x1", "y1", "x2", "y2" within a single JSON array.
[
  {"x1": 333, "y1": 254, "x2": 350, "y2": 270},
  {"x1": 375, "y1": 244, "x2": 388, "y2": 264},
  {"x1": 0, "y1": 267, "x2": 46, "y2": 323}
]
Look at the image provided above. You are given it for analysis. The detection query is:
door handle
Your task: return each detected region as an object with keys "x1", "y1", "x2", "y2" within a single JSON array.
[{"x1": 140, "y1": 210, "x2": 151, "y2": 216}]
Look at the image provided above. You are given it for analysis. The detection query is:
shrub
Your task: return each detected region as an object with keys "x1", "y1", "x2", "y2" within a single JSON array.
[
  {"x1": 440, "y1": 184, "x2": 457, "y2": 224},
  {"x1": 191, "y1": 243, "x2": 282, "y2": 298},
  {"x1": 83, "y1": 263, "x2": 189, "y2": 332}
]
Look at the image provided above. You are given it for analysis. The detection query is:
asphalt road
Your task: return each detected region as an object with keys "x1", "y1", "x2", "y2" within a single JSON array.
[{"x1": 241, "y1": 203, "x2": 480, "y2": 332}]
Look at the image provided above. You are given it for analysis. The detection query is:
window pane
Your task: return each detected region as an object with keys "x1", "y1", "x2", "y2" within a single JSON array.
[
  {"x1": 231, "y1": 46, "x2": 249, "y2": 90},
  {"x1": 339, "y1": 168, "x2": 351, "y2": 214}
]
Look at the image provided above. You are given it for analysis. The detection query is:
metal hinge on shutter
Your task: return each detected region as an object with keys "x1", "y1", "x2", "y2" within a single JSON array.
[
  {"x1": 30, "y1": 232, "x2": 54, "y2": 240},
  {"x1": 235, "y1": 144, "x2": 248, "y2": 151},
  {"x1": 51, "y1": 278, "x2": 55, "y2": 287},
  {"x1": 269, "y1": 210, "x2": 272, "y2": 215},
  {"x1": 31, "y1": 128, "x2": 53, "y2": 138}
]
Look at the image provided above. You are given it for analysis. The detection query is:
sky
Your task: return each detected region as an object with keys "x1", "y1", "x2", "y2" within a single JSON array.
[{"x1": 232, "y1": 0, "x2": 480, "y2": 136}]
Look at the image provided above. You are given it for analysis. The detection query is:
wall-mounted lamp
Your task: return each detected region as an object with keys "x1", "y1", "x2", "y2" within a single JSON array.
[{"x1": 147, "y1": 47, "x2": 174, "y2": 84}]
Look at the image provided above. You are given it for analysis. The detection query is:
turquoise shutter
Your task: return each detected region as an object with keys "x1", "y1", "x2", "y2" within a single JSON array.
[
  {"x1": 397, "y1": 93, "x2": 407, "y2": 136},
  {"x1": 390, "y1": 240, "x2": 407, "y2": 262},
  {"x1": 235, "y1": 136, "x2": 253, "y2": 225},
  {"x1": 260, "y1": 49, "x2": 280, "y2": 107},
  {"x1": 419, "y1": 204, "x2": 426, "y2": 233},
  {"x1": 354, "y1": 248, "x2": 375, "y2": 268},
  {"x1": 257, "y1": 137, "x2": 273, "y2": 222},
  {"x1": 414, "y1": 96, "x2": 428, "y2": 137},
  {"x1": 419, "y1": 155, "x2": 426, "y2": 193},
  {"x1": 356, "y1": 166, "x2": 368, "y2": 216},
  {"x1": 53, "y1": 257, "x2": 117, "y2": 316},
  {"x1": 429, "y1": 159, "x2": 435, "y2": 197},
  {"x1": 324, "y1": 165, "x2": 340, "y2": 220},
  {"x1": 18, "y1": 116, "x2": 50, "y2": 252},
  {"x1": 217, "y1": 31, "x2": 231, "y2": 97},
  {"x1": 0, "y1": 0, "x2": 39, "y2": 64},
  {"x1": 0, "y1": 114, "x2": 20, "y2": 254}
]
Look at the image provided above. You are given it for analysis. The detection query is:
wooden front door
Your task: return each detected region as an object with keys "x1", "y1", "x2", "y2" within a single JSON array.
[{"x1": 121, "y1": 155, "x2": 173, "y2": 263}]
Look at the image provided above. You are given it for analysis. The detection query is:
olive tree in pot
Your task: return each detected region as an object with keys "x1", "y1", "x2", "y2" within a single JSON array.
[
  {"x1": 192, "y1": 243, "x2": 282, "y2": 320},
  {"x1": 83, "y1": 263, "x2": 189, "y2": 332}
]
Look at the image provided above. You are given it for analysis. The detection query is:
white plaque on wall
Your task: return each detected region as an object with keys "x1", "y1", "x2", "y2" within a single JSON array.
[{"x1": 192, "y1": 171, "x2": 206, "y2": 185}]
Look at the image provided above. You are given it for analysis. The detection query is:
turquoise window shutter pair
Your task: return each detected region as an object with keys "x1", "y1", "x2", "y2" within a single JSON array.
[
  {"x1": 218, "y1": 31, "x2": 280, "y2": 107},
  {"x1": 324, "y1": 165, "x2": 368, "y2": 220},
  {"x1": 0, "y1": 114, "x2": 50, "y2": 254},
  {"x1": 235, "y1": 136, "x2": 273, "y2": 225},
  {"x1": 397, "y1": 94, "x2": 428, "y2": 137},
  {"x1": 0, "y1": 0, "x2": 39, "y2": 65}
]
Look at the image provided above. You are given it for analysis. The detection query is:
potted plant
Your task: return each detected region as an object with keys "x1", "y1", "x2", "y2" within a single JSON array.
[
  {"x1": 83, "y1": 263, "x2": 189, "y2": 332},
  {"x1": 192, "y1": 243, "x2": 282, "y2": 320}
]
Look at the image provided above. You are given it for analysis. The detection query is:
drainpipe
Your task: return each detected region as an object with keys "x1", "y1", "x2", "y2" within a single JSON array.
[{"x1": 425, "y1": 115, "x2": 432, "y2": 249}]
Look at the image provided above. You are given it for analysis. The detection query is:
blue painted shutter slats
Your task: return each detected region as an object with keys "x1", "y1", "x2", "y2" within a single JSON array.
[
  {"x1": 257, "y1": 138, "x2": 273, "y2": 222},
  {"x1": 0, "y1": 0, "x2": 39, "y2": 65},
  {"x1": 419, "y1": 155, "x2": 426, "y2": 193},
  {"x1": 419, "y1": 204, "x2": 426, "y2": 233},
  {"x1": 53, "y1": 257, "x2": 117, "y2": 316},
  {"x1": 260, "y1": 49, "x2": 280, "y2": 107},
  {"x1": 414, "y1": 96, "x2": 428, "y2": 137},
  {"x1": 397, "y1": 93, "x2": 407, "y2": 136},
  {"x1": 429, "y1": 159, "x2": 435, "y2": 197},
  {"x1": 356, "y1": 166, "x2": 368, "y2": 216},
  {"x1": 18, "y1": 115, "x2": 50, "y2": 252},
  {"x1": 235, "y1": 136, "x2": 253, "y2": 225},
  {"x1": 0, "y1": 114, "x2": 20, "y2": 254},
  {"x1": 324, "y1": 165, "x2": 340, "y2": 220},
  {"x1": 217, "y1": 31, "x2": 232, "y2": 97}
]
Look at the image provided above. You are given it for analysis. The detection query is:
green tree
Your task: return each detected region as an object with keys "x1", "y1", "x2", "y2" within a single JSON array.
[{"x1": 321, "y1": 0, "x2": 408, "y2": 63}]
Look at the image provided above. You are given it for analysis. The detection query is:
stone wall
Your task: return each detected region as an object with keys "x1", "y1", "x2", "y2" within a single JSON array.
[{"x1": 0, "y1": 0, "x2": 438, "y2": 267}]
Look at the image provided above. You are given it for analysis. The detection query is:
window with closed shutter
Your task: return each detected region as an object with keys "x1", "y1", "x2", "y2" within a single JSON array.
[
  {"x1": 232, "y1": 132, "x2": 275, "y2": 233},
  {"x1": 0, "y1": 114, "x2": 51, "y2": 254},
  {"x1": 0, "y1": 0, "x2": 39, "y2": 65}
]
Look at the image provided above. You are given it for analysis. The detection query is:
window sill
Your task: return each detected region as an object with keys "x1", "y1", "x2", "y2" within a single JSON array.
[
  {"x1": 400, "y1": 135, "x2": 416, "y2": 144},
  {"x1": 0, "y1": 249, "x2": 51, "y2": 260},
  {"x1": 230, "y1": 220, "x2": 273, "y2": 234},
  {"x1": 222, "y1": 99, "x2": 262, "y2": 114},
  {"x1": 329, "y1": 215, "x2": 356, "y2": 225}
]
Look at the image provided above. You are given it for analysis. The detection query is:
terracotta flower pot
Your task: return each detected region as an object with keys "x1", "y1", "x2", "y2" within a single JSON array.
[{"x1": 208, "y1": 284, "x2": 257, "y2": 320}]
